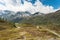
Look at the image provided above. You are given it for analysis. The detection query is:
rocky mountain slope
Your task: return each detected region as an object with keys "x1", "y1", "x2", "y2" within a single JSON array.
[{"x1": 0, "y1": 10, "x2": 31, "y2": 22}]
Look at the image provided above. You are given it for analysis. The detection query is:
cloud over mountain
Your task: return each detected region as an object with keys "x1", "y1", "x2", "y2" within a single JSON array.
[{"x1": 0, "y1": 0, "x2": 60, "y2": 14}]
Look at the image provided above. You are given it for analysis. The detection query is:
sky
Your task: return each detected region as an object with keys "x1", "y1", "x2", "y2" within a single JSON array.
[
  {"x1": 40, "y1": 0, "x2": 60, "y2": 9},
  {"x1": 24, "y1": 0, "x2": 60, "y2": 9},
  {"x1": 0, "y1": 0, "x2": 60, "y2": 14}
]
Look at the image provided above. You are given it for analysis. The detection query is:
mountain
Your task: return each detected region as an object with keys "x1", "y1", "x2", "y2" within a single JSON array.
[
  {"x1": 45, "y1": 10, "x2": 60, "y2": 24},
  {"x1": 20, "y1": 10, "x2": 60, "y2": 25},
  {"x1": 0, "y1": 10, "x2": 32, "y2": 22},
  {"x1": 16, "y1": 10, "x2": 60, "y2": 33},
  {"x1": 0, "y1": 10, "x2": 60, "y2": 23},
  {"x1": 11, "y1": 11, "x2": 31, "y2": 22},
  {"x1": 0, "y1": 10, "x2": 16, "y2": 20}
]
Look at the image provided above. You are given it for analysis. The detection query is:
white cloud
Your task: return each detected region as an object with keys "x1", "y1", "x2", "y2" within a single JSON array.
[{"x1": 0, "y1": 0, "x2": 60, "y2": 14}]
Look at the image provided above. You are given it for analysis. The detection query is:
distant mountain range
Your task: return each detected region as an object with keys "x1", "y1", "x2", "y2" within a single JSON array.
[
  {"x1": 16, "y1": 10, "x2": 60, "y2": 25},
  {"x1": 0, "y1": 10, "x2": 60, "y2": 24},
  {"x1": 0, "y1": 10, "x2": 32, "y2": 22}
]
